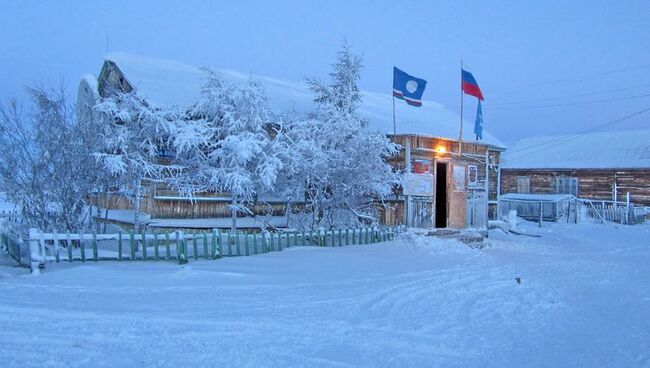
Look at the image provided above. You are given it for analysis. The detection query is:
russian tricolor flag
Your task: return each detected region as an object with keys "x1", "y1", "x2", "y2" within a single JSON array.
[{"x1": 462, "y1": 69, "x2": 484, "y2": 101}]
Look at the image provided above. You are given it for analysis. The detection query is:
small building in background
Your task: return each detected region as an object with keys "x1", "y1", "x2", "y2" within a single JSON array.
[{"x1": 500, "y1": 129, "x2": 650, "y2": 219}]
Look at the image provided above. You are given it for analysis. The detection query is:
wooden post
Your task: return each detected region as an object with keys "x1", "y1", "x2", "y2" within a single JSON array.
[
  {"x1": 261, "y1": 231, "x2": 268, "y2": 253},
  {"x1": 153, "y1": 231, "x2": 159, "y2": 260},
  {"x1": 79, "y1": 230, "x2": 86, "y2": 262},
  {"x1": 165, "y1": 232, "x2": 171, "y2": 260},
  {"x1": 236, "y1": 231, "x2": 241, "y2": 255},
  {"x1": 28, "y1": 228, "x2": 41, "y2": 274},
  {"x1": 253, "y1": 232, "x2": 258, "y2": 255},
  {"x1": 405, "y1": 137, "x2": 412, "y2": 228},
  {"x1": 217, "y1": 230, "x2": 223, "y2": 258},
  {"x1": 53, "y1": 231, "x2": 60, "y2": 263},
  {"x1": 270, "y1": 231, "x2": 275, "y2": 251},
  {"x1": 211, "y1": 230, "x2": 217, "y2": 258},
  {"x1": 458, "y1": 60, "x2": 464, "y2": 157},
  {"x1": 484, "y1": 149, "x2": 490, "y2": 234},
  {"x1": 92, "y1": 231, "x2": 98, "y2": 261},
  {"x1": 192, "y1": 231, "x2": 198, "y2": 260},
  {"x1": 538, "y1": 202, "x2": 543, "y2": 228},
  {"x1": 227, "y1": 231, "x2": 232, "y2": 256},
  {"x1": 140, "y1": 231, "x2": 146, "y2": 261},
  {"x1": 626, "y1": 192, "x2": 631, "y2": 225},
  {"x1": 66, "y1": 231, "x2": 72, "y2": 262},
  {"x1": 129, "y1": 231, "x2": 135, "y2": 260}
]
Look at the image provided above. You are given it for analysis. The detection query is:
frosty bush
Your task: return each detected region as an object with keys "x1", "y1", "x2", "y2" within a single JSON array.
[
  {"x1": 167, "y1": 70, "x2": 285, "y2": 232},
  {"x1": 0, "y1": 86, "x2": 103, "y2": 231},
  {"x1": 93, "y1": 90, "x2": 181, "y2": 232},
  {"x1": 287, "y1": 43, "x2": 399, "y2": 228}
]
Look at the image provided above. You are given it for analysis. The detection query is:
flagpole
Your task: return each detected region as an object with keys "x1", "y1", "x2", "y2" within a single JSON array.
[
  {"x1": 392, "y1": 94, "x2": 396, "y2": 135},
  {"x1": 459, "y1": 59, "x2": 464, "y2": 157}
]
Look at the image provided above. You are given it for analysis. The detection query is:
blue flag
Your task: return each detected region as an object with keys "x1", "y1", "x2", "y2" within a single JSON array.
[
  {"x1": 393, "y1": 67, "x2": 427, "y2": 107},
  {"x1": 474, "y1": 100, "x2": 483, "y2": 140}
]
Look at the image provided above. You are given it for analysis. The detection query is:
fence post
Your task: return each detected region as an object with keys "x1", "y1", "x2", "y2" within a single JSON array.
[
  {"x1": 538, "y1": 202, "x2": 543, "y2": 228},
  {"x1": 28, "y1": 228, "x2": 42, "y2": 275},
  {"x1": 118, "y1": 231, "x2": 123, "y2": 261},
  {"x1": 92, "y1": 231, "x2": 98, "y2": 261},
  {"x1": 202, "y1": 232, "x2": 208, "y2": 258},
  {"x1": 192, "y1": 231, "x2": 198, "y2": 260},
  {"x1": 129, "y1": 231, "x2": 136, "y2": 260},
  {"x1": 53, "y1": 230, "x2": 60, "y2": 263},
  {"x1": 153, "y1": 231, "x2": 159, "y2": 261},
  {"x1": 140, "y1": 232, "x2": 146, "y2": 261},
  {"x1": 66, "y1": 231, "x2": 72, "y2": 262},
  {"x1": 211, "y1": 230, "x2": 217, "y2": 259},
  {"x1": 79, "y1": 230, "x2": 85, "y2": 262},
  {"x1": 269, "y1": 231, "x2": 274, "y2": 252},
  {"x1": 165, "y1": 232, "x2": 171, "y2": 260},
  {"x1": 177, "y1": 231, "x2": 188, "y2": 265},
  {"x1": 216, "y1": 230, "x2": 223, "y2": 258},
  {"x1": 261, "y1": 231, "x2": 268, "y2": 253},
  {"x1": 626, "y1": 192, "x2": 631, "y2": 225}
]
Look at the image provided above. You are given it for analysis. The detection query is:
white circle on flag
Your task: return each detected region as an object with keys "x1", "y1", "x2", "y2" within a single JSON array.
[{"x1": 406, "y1": 80, "x2": 418, "y2": 93}]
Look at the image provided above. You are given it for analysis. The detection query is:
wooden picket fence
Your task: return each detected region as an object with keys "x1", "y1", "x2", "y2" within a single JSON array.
[{"x1": 23, "y1": 226, "x2": 401, "y2": 273}]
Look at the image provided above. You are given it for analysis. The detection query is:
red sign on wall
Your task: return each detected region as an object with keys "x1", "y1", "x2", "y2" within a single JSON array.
[{"x1": 413, "y1": 160, "x2": 430, "y2": 174}]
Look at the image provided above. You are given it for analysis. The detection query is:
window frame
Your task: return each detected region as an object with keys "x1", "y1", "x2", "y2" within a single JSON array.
[
  {"x1": 555, "y1": 176, "x2": 579, "y2": 196},
  {"x1": 516, "y1": 176, "x2": 531, "y2": 194}
]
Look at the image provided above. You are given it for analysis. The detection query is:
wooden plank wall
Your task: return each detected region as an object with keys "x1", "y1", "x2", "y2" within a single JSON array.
[
  {"x1": 391, "y1": 136, "x2": 502, "y2": 201},
  {"x1": 501, "y1": 169, "x2": 650, "y2": 206},
  {"x1": 390, "y1": 135, "x2": 503, "y2": 225}
]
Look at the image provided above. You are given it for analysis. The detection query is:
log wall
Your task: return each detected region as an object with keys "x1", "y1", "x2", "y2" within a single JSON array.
[{"x1": 501, "y1": 169, "x2": 650, "y2": 206}]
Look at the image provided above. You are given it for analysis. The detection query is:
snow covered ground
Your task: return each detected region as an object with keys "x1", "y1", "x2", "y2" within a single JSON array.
[{"x1": 1, "y1": 221, "x2": 649, "y2": 367}]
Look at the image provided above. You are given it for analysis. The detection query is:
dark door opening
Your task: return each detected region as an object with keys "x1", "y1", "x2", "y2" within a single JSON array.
[{"x1": 435, "y1": 162, "x2": 448, "y2": 228}]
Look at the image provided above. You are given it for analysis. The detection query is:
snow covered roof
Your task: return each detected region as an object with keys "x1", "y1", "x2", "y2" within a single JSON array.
[
  {"x1": 102, "y1": 52, "x2": 505, "y2": 148},
  {"x1": 502, "y1": 129, "x2": 650, "y2": 169}
]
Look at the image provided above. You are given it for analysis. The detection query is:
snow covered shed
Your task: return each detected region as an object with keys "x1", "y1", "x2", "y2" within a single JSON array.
[
  {"x1": 81, "y1": 53, "x2": 506, "y2": 229},
  {"x1": 500, "y1": 130, "x2": 650, "y2": 209}
]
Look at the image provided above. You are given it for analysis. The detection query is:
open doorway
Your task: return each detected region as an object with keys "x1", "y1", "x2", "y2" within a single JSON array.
[{"x1": 435, "y1": 162, "x2": 448, "y2": 228}]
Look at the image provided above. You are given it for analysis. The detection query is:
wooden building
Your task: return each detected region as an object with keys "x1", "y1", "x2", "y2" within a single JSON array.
[
  {"x1": 79, "y1": 53, "x2": 505, "y2": 229},
  {"x1": 381, "y1": 135, "x2": 503, "y2": 229},
  {"x1": 500, "y1": 130, "x2": 650, "y2": 209}
]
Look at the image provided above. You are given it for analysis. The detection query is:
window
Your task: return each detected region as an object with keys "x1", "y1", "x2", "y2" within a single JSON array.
[
  {"x1": 453, "y1": 166, "x2": 466, "y2": 192},
  {"x1": 555, "y1": 176, "x2": 578, "y2": 196},
  {"x1": 467, "y1": 165, "x2": 478, "y2": 187},
  {"x1": 516, "y1": 176, "x2": 530, "y2": 194}
]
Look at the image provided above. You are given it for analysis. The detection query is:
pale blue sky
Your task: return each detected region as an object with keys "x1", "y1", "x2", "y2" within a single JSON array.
[{"x1": 1, "y1": 0, "x2": 649, "y2": 144}]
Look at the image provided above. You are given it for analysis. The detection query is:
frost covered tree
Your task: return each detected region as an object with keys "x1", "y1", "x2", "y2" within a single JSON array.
[
  {"x1": 94, "y1": 91, "x2": 179, "y2": 233},
  {"x1": 168, "y1": 70, "x2": 284, "y2": 232},
  {"x1": 288, "y1": 42, "x2": 399, "y2": 228},
  {"x1": 0, "y1": 86, "x2": 103, "y2": 232}
]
